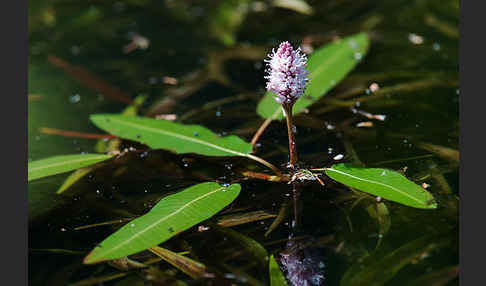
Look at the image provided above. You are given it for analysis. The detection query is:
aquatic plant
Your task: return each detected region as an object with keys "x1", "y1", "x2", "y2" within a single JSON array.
[{"x1": 28, "y1": 33, "x2": 442, "y2": 285}]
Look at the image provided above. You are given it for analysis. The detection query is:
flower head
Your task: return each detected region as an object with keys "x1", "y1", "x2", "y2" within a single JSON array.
[{"x1": 265, "y1": 41, "x2": 309, "y2": 105}]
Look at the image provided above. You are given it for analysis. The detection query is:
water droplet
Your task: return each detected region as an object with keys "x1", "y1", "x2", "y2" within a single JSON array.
[
  {"x1": 71, "y1": 45, "x2": 81, "y2": 55},
  {"x1": 130, "y1": 223, "x2": 135, "y2": 227},
  {"x1": 349, "y1": 40, "x2": 358, "y2": 49},
  {"x1": 69, "y1": 94, "x2": 81, "y2": 103},
  {"x1": 381, "y1": 171, "x2": 386, "y2": 176},
  {"x1": 354, "y1": 52, "x2": 362, "y2": 60},
  {"x1": 215, "y1": 111, "x2": 221, "y2": 117},
  {"x1": 432, "y1": 42, "x2": 441, "y2": 51},
  {"x1": 193, "y1": 131, "x2": 199, "y2": 137}
]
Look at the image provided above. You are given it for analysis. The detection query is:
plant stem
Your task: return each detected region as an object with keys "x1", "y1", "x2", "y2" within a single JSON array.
[
  {"x1": 282, "y1": 103, "x2": 298, "y2": 169},
  {"x1": 246, "y1": 154, "x2": 283, "y2": 177}
]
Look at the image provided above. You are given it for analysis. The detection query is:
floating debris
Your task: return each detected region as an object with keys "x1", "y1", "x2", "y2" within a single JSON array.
[
  {"x1": 155, "y1": 114, "x2": 177, "y2": 121},
  {"x1": 162, "y1": 76, "x2": 178, "y2": 85},
  {"x1": 408, "y1": 33, "x2": 424, "y2": 45},
  {"x1": 356, "y1": 121, "x2": 374, "y2": 128},
  {"x1": 351, "y1": 108, "x2": 386, "y2": 121},
  {"x1": 123, "y1": 34, "x2": 150, "y2": 54}
]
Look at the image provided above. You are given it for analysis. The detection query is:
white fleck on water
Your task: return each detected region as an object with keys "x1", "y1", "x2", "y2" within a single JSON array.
[
  {"x1": 408, "y1": 33, "x2": 424, "y2": 45},
  {"x1": 333, "y1": 154, "x2": 344, "y2": 160}
]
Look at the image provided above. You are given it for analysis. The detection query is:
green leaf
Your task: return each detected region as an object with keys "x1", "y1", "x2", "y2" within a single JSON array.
[
  {"x1": 90, "y1": 114, "x2": 253, "y2": 157},
  {"x1": 325, "y1": 163, "x2": 437, "y2": 209},
  {"x1": 28, "y1": 153, "x2": 113, "y2": 182},
  {"x1": 84, "y1": 182, "x2": 241, "y2": 264},
  {"x1": 269, "y1": 255, "x2": 288, "y2": 286},
  {"x1": 257, "y1": 33, "x2": 370, "y2": 120}
]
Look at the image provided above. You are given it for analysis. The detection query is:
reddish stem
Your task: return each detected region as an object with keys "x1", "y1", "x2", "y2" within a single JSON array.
[
  {"x1": 39, "y1": 127, "x2": 116, "y2": 140},
  {"x1": 283, "y1": 103, "x2": 298, "y2": 169}
]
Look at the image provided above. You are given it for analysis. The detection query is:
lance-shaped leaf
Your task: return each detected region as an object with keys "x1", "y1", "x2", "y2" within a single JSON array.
[
  {"x1": 90, "y1": 114, "x2": 280, "y2": 174},
  {"x1": 90, "y1": 114, "x2": 252, "y2": 157},
  {"x1": 325, "y1": 163, "x2": 437, "y2": 209},
  {"x1": 28, "y1": 153, "x2": 113, "y2": 181},
  {"x1": 84, "y1": 182, "x2": 241, "y2": 264},
  {"x1": 269, "y1": 255, "x2": 289, "y2": 286},
  {"x1": 257, "y1": 33, "x2": 369, "y2": 120}
]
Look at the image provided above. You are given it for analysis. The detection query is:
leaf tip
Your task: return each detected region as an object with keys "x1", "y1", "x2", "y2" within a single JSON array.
[{"x1": 83, "y1": 246, "x2": 105, "y2": 264}]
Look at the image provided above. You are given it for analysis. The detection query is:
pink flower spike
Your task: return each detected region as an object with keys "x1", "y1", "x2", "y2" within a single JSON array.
[{"x1": 265, "y1": 41, "x2": 309, "y2": 105}]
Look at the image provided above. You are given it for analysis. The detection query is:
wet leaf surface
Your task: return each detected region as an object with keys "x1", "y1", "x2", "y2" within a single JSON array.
[
  {"x1": 84, "y1": 183, "x2": 241, "y2": 263},
  {"x1": 325, "y1": 163, "x2": 437, "y2": 209},
  {"x1": 28, "y1": 153, "x2": 113, "y2": 181}
]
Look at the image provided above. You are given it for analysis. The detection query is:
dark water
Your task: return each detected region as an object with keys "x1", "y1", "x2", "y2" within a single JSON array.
[{"x1": 28, "y1": 0, "x2": 458, "y2": 285}]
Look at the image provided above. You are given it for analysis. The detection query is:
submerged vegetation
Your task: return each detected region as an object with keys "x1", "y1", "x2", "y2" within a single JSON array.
[{"x1": 29, "y1": 0, "x2": 458, "y2": 285}]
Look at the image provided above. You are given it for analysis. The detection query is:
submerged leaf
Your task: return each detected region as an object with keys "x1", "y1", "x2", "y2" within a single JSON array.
[
  {"x1": 84, "y1": 182, "x2": 241, "y2": 264},
  {"x1": 28, "y1": 153, "x2": 113, "y2": 181},
  {"x1": 406, "y1": 265, "x2": 458, "y2": 286},
  {"x1": 325, "y1": 163, "x2": 437, "y2": 209},
  {"x1": 257, "y1": 33, "x2": 369, "y2": 120},
  {"x1": 340, "y1": 234, "x2": 450, "y2": 286},
  {"x1": 149, "y1": 246, "x2": 208, "y2": 279},
  {"x1": 269, "y1": 255, "x2": 288, "y2": 286},
  {"x1": 56, "y1": 166, "x2": 96, "y2": 194},
  {"x1": 90, "y1": 114, "x2": 252, "y2": 157}
]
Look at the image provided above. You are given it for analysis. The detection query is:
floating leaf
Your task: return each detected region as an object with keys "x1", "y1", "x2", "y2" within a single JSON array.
[
  {"x1": 149, "y1": 246, "x2": 208, "y2": 279},
  {"x1": 90, "y1": 114, "x2": 280, "y2": 174},
  {"x1": 257, "y1": 33, "x2": 369, "y2": 120},
  {"x1": 28, "y1": 153, "x2": 113, "y2": 181},
  {"x1": 84, "y1": 182, "x2": 241, "y2": 264},
  {"x1": 269, "y1": 255, "x2": 288, "y2": 286},
  {"x1": 91, "y1": 114, "x2": 252, "y2": 157},
  {"x1": 325, "y1": 163, "x2": 437, "y2": 209}
]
